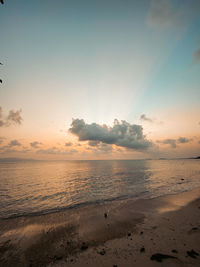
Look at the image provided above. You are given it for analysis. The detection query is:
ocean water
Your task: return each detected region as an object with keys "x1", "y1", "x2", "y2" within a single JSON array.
[{"x1": 0, "y1": 159, "x2": 200, "y2": 219}]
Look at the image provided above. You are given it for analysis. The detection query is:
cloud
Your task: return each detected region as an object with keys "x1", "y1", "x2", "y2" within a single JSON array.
[
  {"x1": 65, "y1": 142, "x2": 72, "y2": 147},
  {"x1": 147, "y1": 0, "x2": 200, "y2": 29},
  {"x1": 157, "y1": 136, "x2": 193, "y2": 148},
  {"x1": 8, "y1": 140, "x2": 22, "y2": 147},
  {"x1": 87, "y1": 141, "x2": 113, "y2": 153},
  {"x1": 140, "y1": 114, "x2": 153, "y2": 123},
  {"x1": 157, "y1": 138, "x2": 176, "y2": 148},
  {"x1": 30, "y1": 141, "x2": 42, "y2": 148},
  {"x1": 0, "y1": 137, "x2": 5, "y2": 145},
  {"x1": 36, "y1": 147, "x2": 59, "y2": 154},
  {"x1": 36, "y1": 147, "x2": 77, "y2": 155},
  {"x1": 140, "y1": 114, "x2": 163, "y2": 125},
  {"x1": 7, "y1": 109, "x2": 23, "y2": 125},
  {"x1": 177, "y1": 137, "x2": 192, "y2": 144},
  {"x1": 0, "y1": 107, "x2": 23, "y2": 127},
  {"x1": 0, "y1": 139, "x2": 22, "y2": 153},
  {"x1": 69, "y1": 119, "x2": 152, "y2": 150},
  {"x1": 88, "y1": 140, "x2": 101, "y2": 147},
  {"x1": 0, "y1": 107, "x2": 2, "y2": 118},
  {"x1": 193, "y1": 47, "x2": 200, "y2": 63},
  {"x1": 147, "y1": 0, "x2": 176, "y2": 28}
]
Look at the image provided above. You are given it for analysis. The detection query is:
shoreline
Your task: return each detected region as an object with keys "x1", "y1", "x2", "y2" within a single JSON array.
[
  {"x1": 1, "y1": 184, "x2": 200, "y2": 221},
  {"x1": 0, "y1": 187, "x2": 200, "y2": 266}
]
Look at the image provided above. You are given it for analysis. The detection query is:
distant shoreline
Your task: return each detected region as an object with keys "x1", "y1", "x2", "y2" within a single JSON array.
[{"x1": 0, "y1": 157, "x2": 200, "y2": 162}]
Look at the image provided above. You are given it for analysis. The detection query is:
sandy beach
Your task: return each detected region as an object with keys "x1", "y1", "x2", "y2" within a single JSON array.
[{"x1": 0, "y1": 187, "x2": 200, "y2": 267}]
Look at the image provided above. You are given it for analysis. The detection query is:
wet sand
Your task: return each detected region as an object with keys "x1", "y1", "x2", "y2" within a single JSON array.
[{"x1": 0, "y1": 188, "x2": 200, "y2": 267}]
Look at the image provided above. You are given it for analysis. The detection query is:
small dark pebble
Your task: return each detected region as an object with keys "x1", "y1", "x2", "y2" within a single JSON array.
[
  {"x1": 140, "y1": 247, "x2": 145, "y2": 253},
  {"x1": 128, "y1": 233, "x2": 131, "y2": 236},
  {"x1": 140, "y1": 231, "x2": 143, "y2": 235},
  {"x1": 104, "y1": 213, "x2": 107, "y2": 218},
  {"x1": 70, "y1": 259, "x2": 73, "y2": 262},
  {"x1": 99, "y1": 249, "x2": 106, "y2": 255},
  {"x1": 150, "y1": 253, "x2": 177, "y2": 262},
  {"x1": 187, "y1": 249, "x2": 199, "y2": 258},
  {"x1": 54, "y1": 255, "x2": 63, "y2": 260},
  {"x1": 172, "y1": 249, "x2": 178, "y2": 253},
  {"x1": 181, "y1": 178, "x2": 184, "y2": 181},
  {"x1": 113, "y1": 265, "x2": 118, "y2": 267},
  {"x1": 191, "y1": 227, "x2": 198, "y2": 231},
  {"x1": 81, "y1": 242, "x2": 88, "y2": 251}
]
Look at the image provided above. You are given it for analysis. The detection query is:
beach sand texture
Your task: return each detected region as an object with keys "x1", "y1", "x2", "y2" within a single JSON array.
[{"x1": 0, "y1": 188, "x2": 200, "y2": 267}]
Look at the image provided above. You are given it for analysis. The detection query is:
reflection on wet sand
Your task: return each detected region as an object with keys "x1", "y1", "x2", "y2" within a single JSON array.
[{"x1": 0, "y1": 187, "x2": 200, "y2": 267}]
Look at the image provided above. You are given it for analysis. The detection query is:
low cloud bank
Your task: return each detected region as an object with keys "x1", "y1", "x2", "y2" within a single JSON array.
[
  {"x1": 30, "y1": 141, "x2": 42, "y2": 148},
  {"x1": 157, "y1": 136, "x2": 192, "y2": 148},
  {"x1": 69, "y1": 119, "x2": 152, "y2": 150}
]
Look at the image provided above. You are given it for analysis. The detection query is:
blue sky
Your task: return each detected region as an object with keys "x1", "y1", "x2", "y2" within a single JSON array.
[{"x1": 0, "y1": 0, "x2": 200, "y2": 159}]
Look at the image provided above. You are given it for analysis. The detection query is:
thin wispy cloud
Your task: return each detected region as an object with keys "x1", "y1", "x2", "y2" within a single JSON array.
[
  {"x1": 147, "y1": 0, "x2": 176, "y2": 29},
  {"x1": 65, "y1": 142, "x2": 72, "y2": 147},
  {"x1": 140, "y1": 114, "x2": 153, "y2": 123},
  {"x1": 8, "y1": 140, "x2": 22, "y2": 147},
  {"x1": 177, "y1": 137, "x2": 192, "y2": 144},
  {"x1": 157, "y1": 136, "x2": 193, "y2": 148},
  {"x1": 193, "y1": 47, "x2": 200, "y2": 63},
  {"x1": 147, "y1": 0, "x2": 200, "y2": 30},
  {"x1": 30, "y1": 141, "x2": 42, "y2": 148},
  {"x1": 87, "y1": 141, "x2": 113, "y2": 153},
  {"x1": 157, "y1": 138, "x2": 177, "y2": 148},
  {"x1": 139, "y1": 114, "x2": 163, "y2": 125},
  {"x1": 36, "y1": 147, "x2": 77, "y2": 155},
  {"x1": 0, "y1": 139, "x2": 24, "y2": 153},
  {"x1": 0, "y1": 137, "x2": 5, "y2": 145},
  {"x1": 88, "y1": 140, "x2": 101, "y2": 147},
  {"x1": 69, "y1": 119, "x2": 152, "y2": 151}
]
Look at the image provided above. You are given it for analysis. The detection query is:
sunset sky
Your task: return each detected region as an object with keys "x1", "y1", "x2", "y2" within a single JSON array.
[{"x1": 0, "y1": 0, "x2": 200, "y2": 159}]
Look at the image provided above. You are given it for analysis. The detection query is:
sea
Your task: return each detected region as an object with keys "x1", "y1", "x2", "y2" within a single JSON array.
[{"x1": 0, "y1": 159, "x2": 200, "y2": 219}]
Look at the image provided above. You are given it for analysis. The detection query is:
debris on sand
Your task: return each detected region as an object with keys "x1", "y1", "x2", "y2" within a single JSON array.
[
  {"x1": 187, "y1": 249, "x2": 199, "y2": 258},
  {"x1": 171, "y1": 249, "x2": 178, "y2": 253},
  {"x1": 54, "y1": 254, "x2": 63, "y2": 261},
  {"x1": 104, "y1": 213, "x2": 107, "y2": 218},
  {"x1": 81, "y1": 242, "x2": 88, "y2": 251},
  {"x1": 140, "y1": 247, "x2": 145, "y2": 253},
  {"x1": 98, "y1": 248, "x2": 106, "y2": 255},
  {"x1": 191, "y1": 227, "x2": 198, "y2": 231},
  {"x1": 150, "y1": 253, "x2": 177, "y2": 262}
]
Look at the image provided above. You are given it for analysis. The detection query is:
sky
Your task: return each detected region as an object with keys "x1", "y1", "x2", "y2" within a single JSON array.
[{"x1": 0, "y1": 0, "x2": 200, "y2": 160}]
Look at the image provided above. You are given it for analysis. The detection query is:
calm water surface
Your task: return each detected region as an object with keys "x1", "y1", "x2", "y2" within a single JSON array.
[{"x1": 0, "y1": 159, "x2": 200, "y2": 218}]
